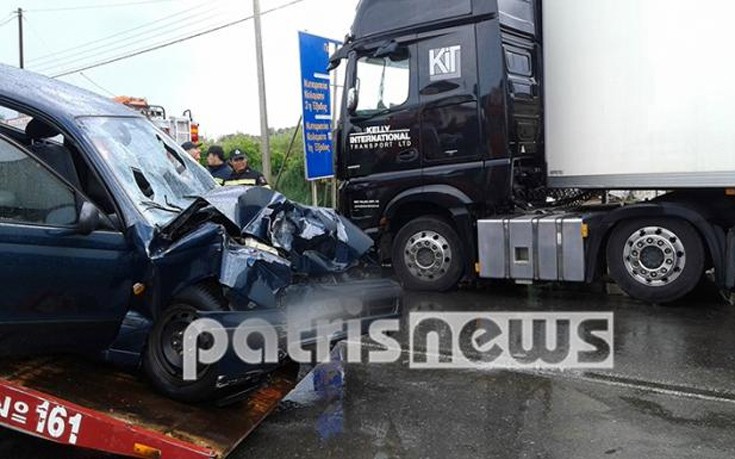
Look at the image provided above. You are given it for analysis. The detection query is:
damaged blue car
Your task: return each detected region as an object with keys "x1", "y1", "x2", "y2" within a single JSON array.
[{"x1": 0, "y1": 64, "x2": 401, "y2": 402}]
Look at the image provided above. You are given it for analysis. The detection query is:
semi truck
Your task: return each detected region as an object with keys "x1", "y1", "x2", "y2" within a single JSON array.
[{"x1": 331, "y1": 0, "x2": 735, "y2": 303}]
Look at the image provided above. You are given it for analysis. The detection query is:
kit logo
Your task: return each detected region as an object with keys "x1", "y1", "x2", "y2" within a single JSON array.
[{"x1": 429, "y1": 45, "x2": 461, "y2": 81}]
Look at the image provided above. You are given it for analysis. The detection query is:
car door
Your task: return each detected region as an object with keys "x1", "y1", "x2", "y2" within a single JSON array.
[{"x1": 0, "y1": 134, "x2": 134, "y2": 355}]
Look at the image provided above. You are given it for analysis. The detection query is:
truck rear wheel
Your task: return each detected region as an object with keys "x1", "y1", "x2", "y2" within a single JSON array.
[
  {"x1": 392, "y1": 216, "x2": 464, "y2": 291},
  {"x1": 606, "y1": 218, "x2": 704, "y2": 304}
]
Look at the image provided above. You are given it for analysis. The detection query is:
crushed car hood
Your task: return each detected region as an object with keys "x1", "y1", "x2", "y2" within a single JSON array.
[
  {"x1": 161, "y1": 186, "x2": 374, "y2": 274},
  {"x1": 149, "y1": 187, "x2": 378, "y2": 310}
]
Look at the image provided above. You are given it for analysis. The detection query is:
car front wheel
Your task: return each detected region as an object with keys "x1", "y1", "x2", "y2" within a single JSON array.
[{"x1": 143, "y1": 285, "x2": 227, "y2": 403}]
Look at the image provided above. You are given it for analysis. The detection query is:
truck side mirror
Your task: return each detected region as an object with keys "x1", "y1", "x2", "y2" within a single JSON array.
[
  {"x1": 347, "y1": 87, "x2": 359, "y2": 115},
  {"x1": 77, "y1": 201, "x2": 101, "y2": 236}
]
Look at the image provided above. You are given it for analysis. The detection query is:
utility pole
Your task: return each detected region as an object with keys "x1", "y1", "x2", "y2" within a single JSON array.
[
  {"x1": 252, "y1": 0, "x2": 272, "y2": 183},
  {"x1": 17, "y1": 8, "x2": 24, "y2": 69}
]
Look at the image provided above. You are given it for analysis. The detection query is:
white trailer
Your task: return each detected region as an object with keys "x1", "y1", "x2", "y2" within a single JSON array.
[{"x1": 544, "y1": 0, "x2": 735, "y2": 189}]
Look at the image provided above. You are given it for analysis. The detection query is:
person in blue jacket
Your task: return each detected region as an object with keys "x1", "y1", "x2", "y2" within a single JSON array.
[{"x1": 206, "y1": 145, "x2": 233, "y2": 185}]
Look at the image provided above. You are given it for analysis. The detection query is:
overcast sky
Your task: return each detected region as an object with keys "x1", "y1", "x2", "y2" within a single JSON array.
[{"x1": 0, "y1": 0, "x2": 359, "y2": 138}]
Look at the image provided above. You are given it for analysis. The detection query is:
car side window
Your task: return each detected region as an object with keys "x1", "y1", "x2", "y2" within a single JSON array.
[{"x1": 0, "y1": 136, "x2": 77, "y2": 226}]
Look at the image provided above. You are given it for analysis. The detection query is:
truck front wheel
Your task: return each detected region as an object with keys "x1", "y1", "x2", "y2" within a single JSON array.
[
  {"x1": 606, "y1": 218, "x2": 704, "y2": 304},
  {"x1": 392, "y1": 216, "x2": 464, "y2": 291}
]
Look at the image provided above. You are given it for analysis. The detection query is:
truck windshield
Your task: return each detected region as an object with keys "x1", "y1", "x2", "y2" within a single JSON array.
[
  {"x1": 354, "y1": 54, "x2": 410, "y2": 116},
  {"x1": 77, "y1": 117, "x2": 216, "y2": 226}
]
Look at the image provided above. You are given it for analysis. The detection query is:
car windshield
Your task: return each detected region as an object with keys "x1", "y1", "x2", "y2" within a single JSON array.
[{"x1": 77, "y1": 116, "x2": 216, "y2": 226}]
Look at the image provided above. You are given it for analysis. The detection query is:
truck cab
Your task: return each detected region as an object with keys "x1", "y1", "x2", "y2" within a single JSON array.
[{"x1": 335, "y1": 0, "x2": 543, "y2": 290}]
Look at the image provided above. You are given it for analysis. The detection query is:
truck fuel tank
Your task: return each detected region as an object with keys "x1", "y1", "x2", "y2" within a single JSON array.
[{"x1": 478, "y1": 214, "x2": 588, "y2": 283}]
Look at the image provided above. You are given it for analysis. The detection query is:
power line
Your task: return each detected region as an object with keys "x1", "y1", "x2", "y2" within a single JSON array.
[
  {"x1": 25, "y1": 0, "x2": 181, "y2": 13},
  {"x1": 0, "y1": 12, "x2": 15, "y2": 27},
  {"x1": 29, "y1": 1, "x2": 212, "y2": 63},
  {"x1": 34, "y1": 5, "x2": 243, "y2": 73},
  {"x1": 28, "y1": 0, "x2": 214, "y2": 65},
  {"x1": 34, "y1": 5, "x2": 236, "y2": 72},
  {"x1": 22, "y1": 13, "x2": 118, "y2": 98},
  {"x1": 22, "y1": 16, "x2": 54, "y2": 56},
  {"x1": 51, "y1": 0, "x2": 308, "y2": 78},
  {"x1": 78, "y1": 72, "x2": 117, "y2": 96}
]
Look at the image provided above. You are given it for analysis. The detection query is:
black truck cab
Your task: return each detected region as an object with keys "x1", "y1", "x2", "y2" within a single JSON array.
[{"x1": 334, "y1": 0, "x2": 543, "y2": 290}]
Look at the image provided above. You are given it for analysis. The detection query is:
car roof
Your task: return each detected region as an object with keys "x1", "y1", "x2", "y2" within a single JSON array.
[{"x1": 0, "y1": 63, "x2": 141, "y2": 120}]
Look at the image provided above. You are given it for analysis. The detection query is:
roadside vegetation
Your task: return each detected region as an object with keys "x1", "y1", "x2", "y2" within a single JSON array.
[{"x1": 200, "y1": 126, "x2": 332, "y2": 206}]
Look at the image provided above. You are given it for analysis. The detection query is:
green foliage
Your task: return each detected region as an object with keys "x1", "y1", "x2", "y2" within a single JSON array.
[{"x1": 205, "y1": 126, "x2": 332, "y2": 206}]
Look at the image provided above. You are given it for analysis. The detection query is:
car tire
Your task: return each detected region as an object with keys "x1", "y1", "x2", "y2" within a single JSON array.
[
  {"x1": 143, "y1": 285, "x2": 227, "y2": 403},
  {"x1": 606, "y1": 218, "x2": 705, "y2": 304},
  {"x1": 392, "y1": 216, "x2": 464, "y2": 292}
]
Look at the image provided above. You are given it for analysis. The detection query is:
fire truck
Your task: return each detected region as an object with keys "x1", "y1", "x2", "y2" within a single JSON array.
[{"x1": 114, "y1": 96, "x2": 200, "y2": 145}]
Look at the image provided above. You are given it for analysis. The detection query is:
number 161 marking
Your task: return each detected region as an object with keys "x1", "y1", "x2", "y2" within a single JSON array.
[{"x1": 36, "y1": 401, "x2": 83, "y2": 445}]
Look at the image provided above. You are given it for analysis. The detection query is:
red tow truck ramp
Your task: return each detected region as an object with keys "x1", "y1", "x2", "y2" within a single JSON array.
[{"x1": 0, "y1": 357, "x2": 298, "y2": 458}]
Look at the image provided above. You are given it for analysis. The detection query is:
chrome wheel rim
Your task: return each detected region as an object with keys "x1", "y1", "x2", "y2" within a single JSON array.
[
  {"x1": 403, "y1": 230, "x2": 453, "y2": 281},
  {"x1": 622, "y1": 226, "x2": 686, "y2": 287}
]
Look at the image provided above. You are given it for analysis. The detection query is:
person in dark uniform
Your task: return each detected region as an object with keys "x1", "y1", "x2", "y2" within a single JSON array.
[
  {"x1": 224, "y1": 150, "x2": 269, "y2": 187},
  {"x1": 206, "y1": 145, "x2": 233, "y2": 185}
]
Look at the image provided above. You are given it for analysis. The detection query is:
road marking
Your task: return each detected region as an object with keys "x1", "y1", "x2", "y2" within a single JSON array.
[
  {"x1": 557, "y1": 371, "x2": 735, "y2": 405},
  {"x1": 343, "y1": 339, "x2": 735, "y2": 405}
]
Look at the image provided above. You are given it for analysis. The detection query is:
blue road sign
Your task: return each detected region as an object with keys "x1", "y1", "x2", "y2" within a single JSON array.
[{"x1": 299, "y1": 31, "x2": 340, "y2": 181}]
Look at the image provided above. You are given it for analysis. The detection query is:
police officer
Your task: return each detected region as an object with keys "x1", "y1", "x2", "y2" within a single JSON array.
[
  {"x1": 206, "y1": 145, "x2": 233, "y2": 185},
  {"x1": 224, "y1": 150, "x2": 269, "y2": 187}
]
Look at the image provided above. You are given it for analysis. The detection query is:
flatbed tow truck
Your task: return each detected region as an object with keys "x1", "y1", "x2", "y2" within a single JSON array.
[{"x1": 0, "y1": 357, "x2": 298, "y2": 458}]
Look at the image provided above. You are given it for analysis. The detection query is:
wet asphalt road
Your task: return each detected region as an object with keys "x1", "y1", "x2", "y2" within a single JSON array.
[
  {"x1": 235, "y1": 285, "x2": 735, "y2": 459},
  {"x1": 3, "y1": 284, "x2": 735, "y2": 458}
]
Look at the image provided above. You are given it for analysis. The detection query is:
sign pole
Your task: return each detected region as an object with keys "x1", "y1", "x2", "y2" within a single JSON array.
[{"x1": 330, "y1": 43, "x2": 338, "y2": 209}]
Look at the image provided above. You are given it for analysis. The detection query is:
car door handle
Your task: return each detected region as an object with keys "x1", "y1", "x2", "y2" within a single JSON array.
[{"x1": 397, "y1": 149, "x2": 419, "y2": 163}]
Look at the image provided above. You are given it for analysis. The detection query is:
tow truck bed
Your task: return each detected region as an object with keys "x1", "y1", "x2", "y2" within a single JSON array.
[{"x1": 0, "y1": 357, "x2": 298, "y2": 458}]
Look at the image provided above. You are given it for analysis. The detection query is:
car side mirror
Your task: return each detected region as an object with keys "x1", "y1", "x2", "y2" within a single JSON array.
[
  {"x1": 347, "y1": 87, "x2": 359, "y2": 115},
  {"x1": 77, "y1": 201, "x2": 101, "y2": 236}
]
